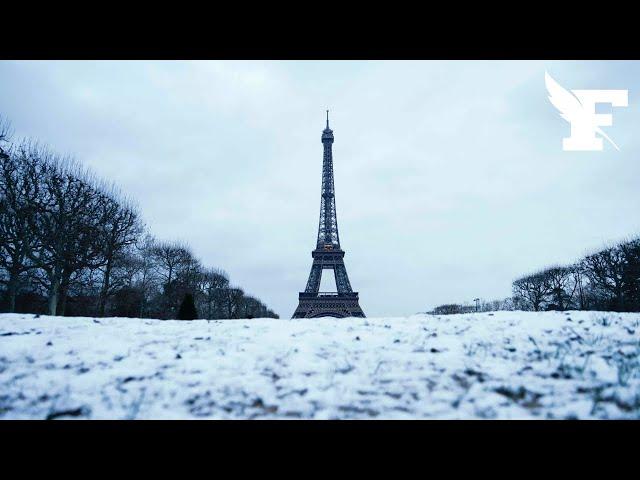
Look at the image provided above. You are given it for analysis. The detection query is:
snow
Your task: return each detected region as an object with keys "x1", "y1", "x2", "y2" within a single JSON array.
[{"x1": 1, "y1": 311, "x2": 639, "y2": 419}]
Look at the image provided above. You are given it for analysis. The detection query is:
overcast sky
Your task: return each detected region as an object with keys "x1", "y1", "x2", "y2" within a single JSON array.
[{"x1": 1, "y1": 60, "x2": 639, "y2": 317}]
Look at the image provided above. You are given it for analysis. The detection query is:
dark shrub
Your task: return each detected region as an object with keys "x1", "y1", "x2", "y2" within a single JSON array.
[{"x1": 177, "y1": 293, "x2": 198, "y2": 320}]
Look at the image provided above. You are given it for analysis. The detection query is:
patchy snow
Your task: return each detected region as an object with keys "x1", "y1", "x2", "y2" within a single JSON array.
[{"x1": 0, "y1": 311, "x2": 638, "y2": 419}]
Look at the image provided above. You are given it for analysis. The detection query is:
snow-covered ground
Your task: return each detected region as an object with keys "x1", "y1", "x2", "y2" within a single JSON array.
[{"x1": 0, "y1": 311, "x2": 638, "y2": 419}]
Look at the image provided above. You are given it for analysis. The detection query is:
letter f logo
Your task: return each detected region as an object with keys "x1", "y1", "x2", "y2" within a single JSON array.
[{"x1": 545, "y1": 71, "x2": 628, "y2": 151}]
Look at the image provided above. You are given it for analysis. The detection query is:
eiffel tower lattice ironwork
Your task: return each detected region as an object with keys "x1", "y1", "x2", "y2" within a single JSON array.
[{"x1": 292, "y1": 112, "x2": 365, "y2": 318}]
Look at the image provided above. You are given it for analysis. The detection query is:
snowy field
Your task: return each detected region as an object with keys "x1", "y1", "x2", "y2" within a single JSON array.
[{"x1": 0, "y1": 311, "x2": 639, "y2": 419}]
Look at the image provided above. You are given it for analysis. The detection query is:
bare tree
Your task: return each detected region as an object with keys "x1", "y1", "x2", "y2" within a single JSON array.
[
  {"x1": 620, "y1": 238, "x2": 640, "y2": 311},
  {"x1": 27, "y1": 151, "x2": 105, "y2": 315},
  {"x1": 541, "y1": 265, "x2": 577, "y2": 310},
  {"x1": 96, "y1": 192, "x2": 143, "y2": 316},
  {"x1": 180, "y1": 253, "x2": 202, "y2": 296},
  {"x1": 581, "y1": 244, "x2": 627, "y2": 311},
  {"x1": 242, "y1": 295, "x2": 261, "y2": 319},
  {"x1": 0, "y1": 142, "x2": 44, "y2": 311},
  {"x1": 199, "y1": 268, "x2": 230, "y2": 319},
  {"x1": 512, "y1": 270, "x2": 552, "y2": 311},
  {"x1": 152, "y1": 241, "x2": 191, "y2": 286},
  {"x1": 0, "y1": 115, "x2": 12, "y2": 148},
  {"x1": 151, "y1": 241, "x2": 194, "y2": 317},
  {"x1": 571, "y1": 263, "x2": 589, "y2": 310},
  {"x1": 480, "y1": 298, "x2": 514, "y2": 312},
  {"x1": 227, "y1": 287, "x2": 245, "y2": 319},
  {"x1": 134, "y1": 234, "x2": 159, "y2": 317}
]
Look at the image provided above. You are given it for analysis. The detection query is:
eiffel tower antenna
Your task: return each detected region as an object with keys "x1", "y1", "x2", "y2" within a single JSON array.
[{"x1": 292, "y1": 113, "x2": 365, "y2": 319}]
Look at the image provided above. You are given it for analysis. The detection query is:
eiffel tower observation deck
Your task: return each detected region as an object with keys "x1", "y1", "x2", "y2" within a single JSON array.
[{"x1": 292, "y1": 112, "x2": 365, "y2": 319}]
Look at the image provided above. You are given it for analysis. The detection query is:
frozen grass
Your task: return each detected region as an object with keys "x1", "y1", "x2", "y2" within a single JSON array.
[{"x1": 0, "y1": 311, "x2": 639, "y2": 419}]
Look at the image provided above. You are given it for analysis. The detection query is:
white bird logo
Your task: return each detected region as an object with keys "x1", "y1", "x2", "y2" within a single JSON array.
[{"x1": 545, "y1": 71, "x2": 625, "y2": 151}]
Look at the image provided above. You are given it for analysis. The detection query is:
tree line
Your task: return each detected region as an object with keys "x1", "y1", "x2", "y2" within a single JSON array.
[
  {"x1": 428, "y1": 298, "x2": 515, "y2": 315},
  {"x1": 428, "y1": 237, "x2": 640, "y2": 315},
  {"x1": 0, "y1": 116, "x2": 278, "y2": 320},
  {"x1": 512, "y1": 238, "x2": 640, "y2": 312}
]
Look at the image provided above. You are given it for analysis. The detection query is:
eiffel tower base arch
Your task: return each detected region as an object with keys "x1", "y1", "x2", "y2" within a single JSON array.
[{"x1": 292, "y1": 293, "x2": 365, "y2": 319}]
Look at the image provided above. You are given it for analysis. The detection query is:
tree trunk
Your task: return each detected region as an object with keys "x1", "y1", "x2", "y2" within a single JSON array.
[
  {"x1": 577, "y1": 275, "x2": 585, "y2": 310},
  {"x1": 58, "y1": 276, "x2": 70, "y2": 317},
  {"x1": 98, "y1": 259, "x2": 112, "y2": 317},
  {"x1": 58, "y1": 287, "x2": 68, "y2": 316},
  {"x1": 616, "y1": 288, "x2": 625, "y2": 312},
  {"x1": 556, "y1": 289, "x2": 564, "y2": 311},
  {"x1": 139, "y1": 294, "x2": 146, "y2": 318},
  {"x1": 48, "y1": 277, "x2": 60, "y2": 316},
  {"x1": 6, "y1": 272, "x2": 19, "y2": 313}
]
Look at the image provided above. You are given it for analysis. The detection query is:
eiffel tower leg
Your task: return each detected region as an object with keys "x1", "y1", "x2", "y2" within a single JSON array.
[
  {"x1": 334, "y1": 263, "x2": 353, "y2": 294},
  {"x1": 304, "y1": 264, "x2": 322, "y2": 293}
]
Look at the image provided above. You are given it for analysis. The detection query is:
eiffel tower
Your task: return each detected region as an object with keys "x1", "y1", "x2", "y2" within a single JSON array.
[{"x1": 292, "y1": 112, "x2": 365, "y2": 319}]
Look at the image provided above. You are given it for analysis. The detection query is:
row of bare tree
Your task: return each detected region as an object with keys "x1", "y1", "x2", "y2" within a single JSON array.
[
  {"x1": 513, "y1": 238, "x2": 640, "y2": 312},
  {"x1": 428, "y1": 298, "x2": 515, "y2": 315},
  {"x1": 428, "y1": 238, "x2": 640, "y2": 315},
  {"x1": 431, "y1": 238, "x2": 640, "y2": 315},
  {"x1": 0, "y1": 117, "x2": 278, "y2": 319}
]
